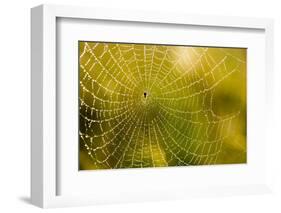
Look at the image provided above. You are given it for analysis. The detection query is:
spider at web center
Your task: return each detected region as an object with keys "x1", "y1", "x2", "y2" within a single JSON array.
[
  {"x1": 144, "y1": 92, "x2": 147, "y2": 98},
  {"x1": 142, "y1": 91, "x2": 150, "y2": 100},
  {"x1": 141, "y1": 90, "x2": 151, "y2": 105}
]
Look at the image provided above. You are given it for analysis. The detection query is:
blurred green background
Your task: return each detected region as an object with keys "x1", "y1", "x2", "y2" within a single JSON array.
[{"x1": 79, "y1": 41, "x2": 246, "y2": 170}]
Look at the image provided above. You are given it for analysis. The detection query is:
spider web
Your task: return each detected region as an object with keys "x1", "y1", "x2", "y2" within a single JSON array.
[{"x1": 79, "y1": 41, "x2": 246, "y2": 169}]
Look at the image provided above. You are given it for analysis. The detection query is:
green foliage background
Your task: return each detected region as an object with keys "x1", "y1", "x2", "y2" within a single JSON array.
[{"x1": 79, "y1": 41, "x2": 246, "y2": 170}]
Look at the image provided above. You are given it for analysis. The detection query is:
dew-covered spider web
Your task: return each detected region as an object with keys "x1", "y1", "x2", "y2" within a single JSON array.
[{"x1": 79, "y1": 41, "x2": 247, "y2": 170}]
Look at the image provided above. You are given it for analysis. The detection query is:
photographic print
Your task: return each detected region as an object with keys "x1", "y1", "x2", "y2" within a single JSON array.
[{"x1": 79, "y1": 41, "x2": 246, "y2": 170}]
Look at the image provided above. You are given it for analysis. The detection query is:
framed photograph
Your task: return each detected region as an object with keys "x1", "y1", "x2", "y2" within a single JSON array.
[{"x1": 31, "y1": 4, "x2": 274, "y2": 208}]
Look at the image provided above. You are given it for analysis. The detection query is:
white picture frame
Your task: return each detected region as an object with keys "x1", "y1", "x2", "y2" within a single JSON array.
[{"x1": 31, "y1": 4, "x2": 274, "y2": 208}]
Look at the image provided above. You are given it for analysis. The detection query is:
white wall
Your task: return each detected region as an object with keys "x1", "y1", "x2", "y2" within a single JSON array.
[{"x1": 0, "y1": 0, "x2": 280, "y2": 212}]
